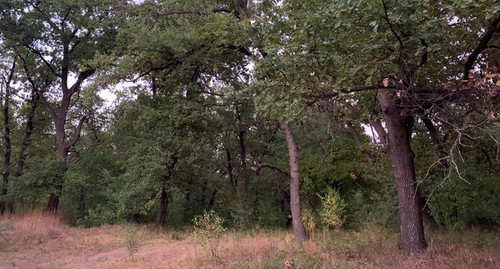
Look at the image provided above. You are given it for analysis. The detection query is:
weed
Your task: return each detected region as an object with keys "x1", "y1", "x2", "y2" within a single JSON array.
[
  {"x1": 123, "y1": 224, "x2": 140, "y2": 260},
  {"x1": 191, "y1": 210, "x2": 226, "y2": 260}
]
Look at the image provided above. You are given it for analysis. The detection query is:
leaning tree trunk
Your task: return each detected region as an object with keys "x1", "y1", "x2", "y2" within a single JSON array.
[
  {"x1": 280, "y1": 122, "x2": 307, "y2": 243},
  {"x1": 377, "y1": 88, "x2": 427, "y2": 254}
]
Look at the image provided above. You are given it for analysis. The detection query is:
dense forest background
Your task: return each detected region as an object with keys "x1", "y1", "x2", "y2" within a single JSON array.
[{"x1": 0, "y1": 0, "x2": 498, "y2": 254}]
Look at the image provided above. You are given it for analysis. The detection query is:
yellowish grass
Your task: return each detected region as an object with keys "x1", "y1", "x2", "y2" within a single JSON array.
[
  {"x1": 0, "y1": 216, "x2": 498, "y2": 269},
  {"x1": 11, "y1": 209, "x2": 65, "y2": 242}
]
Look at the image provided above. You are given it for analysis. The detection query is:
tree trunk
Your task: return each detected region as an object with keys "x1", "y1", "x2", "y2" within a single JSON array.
[
  {"x1": 346, "y1": 120, "x2": 374, "y2": 165},
  {"x1": 225, "y1": 146, "x2": 237, "y2": 191},
  {"x1": 15, "y1": 89, "x2": 39, "y2": 178},
  {"x1": 1, "y1": 81, "x2": 12, "y2": 214},
  {"x1": 47, "y1": 193, "x2": 60, "y2": 212},
  {"x1": 370, "y1": 119, "x2": 388, "y2": 147},
  {"x1": 235, "y1": 105, "x2": 249, "y2": 191},
  {"x1": 0, "y1": 60, "x2": 15, "y2": 214},
  {"x1": 156, "y1": 155, "x2": 178, "y2": 227},
  {"x1": 377, "y1": 88, "x2": 427, "y2": 254},
  {"x1": 280, "y1": 122, "x2": 307, "y2": 243},
  {"x1": 156, "y1": 184, "x2": 169, "y2": 227},
  {"x1": 419, "y1": 194, "x2": 439, "y2": 231}
]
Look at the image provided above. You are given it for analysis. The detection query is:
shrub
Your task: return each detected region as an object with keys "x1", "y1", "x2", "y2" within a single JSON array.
[
  {"x1": 319, "y1": 188, "x2": 346, "y2": 229},
  {"x1": 191, "y1": 210, "x2": 226, "y2": 260}
]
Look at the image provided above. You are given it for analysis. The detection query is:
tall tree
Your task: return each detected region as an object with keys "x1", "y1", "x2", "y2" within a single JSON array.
[
  {"x1": 0, "y1": 56, "x2": 16, "y2": 214},
  {"x1": 0, "y1": 0, "x2": 121, "y2": 211},
  {"x1": 254, "y1": 0, "x2": 499, "y2": 253}
]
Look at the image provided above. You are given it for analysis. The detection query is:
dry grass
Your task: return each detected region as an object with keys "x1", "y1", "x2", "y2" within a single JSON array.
[
  {"x1": 1, "y1": 209, "x2": 66, "y2": 243},
  {"x1": 0, "y1": 212, "x2": 498, "y2": 269}
]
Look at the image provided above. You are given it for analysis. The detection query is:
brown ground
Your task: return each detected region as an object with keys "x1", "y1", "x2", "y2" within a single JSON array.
[{"x1": 0, "y1": 212, "x2": 498, "y2": 269}]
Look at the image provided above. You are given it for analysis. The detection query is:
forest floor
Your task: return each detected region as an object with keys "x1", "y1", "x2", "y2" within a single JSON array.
[{"x1": 0, "y1": 211, "x2": 498, "y2": 269}]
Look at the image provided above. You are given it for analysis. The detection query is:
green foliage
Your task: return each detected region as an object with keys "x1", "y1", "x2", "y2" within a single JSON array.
[
  {"x1": 319, "y1": 188, "x2": 346, "y2": 230},
  {"x1": 240, "y1": 249, "x2": 323, "y2": 269},
  {"x1": 429, "y1": 175, "x2": 499, "y2": 229},
  {"x1": 191, "y1": 210, "x2": 226, "y2": 259}
]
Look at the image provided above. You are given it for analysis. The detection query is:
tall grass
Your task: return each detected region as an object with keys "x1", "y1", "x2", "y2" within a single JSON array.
[
  {"x1": 0, "y1": 214, "x2": 498, "y2": 269},
  {"x1": 12, "y1": 209, "x2": 64, "y2": 241}
]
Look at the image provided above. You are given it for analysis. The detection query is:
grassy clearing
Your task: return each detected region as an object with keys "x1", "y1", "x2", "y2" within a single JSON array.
[{"x1": 0, "y1": 212, "x2": 498, "y2": 269}]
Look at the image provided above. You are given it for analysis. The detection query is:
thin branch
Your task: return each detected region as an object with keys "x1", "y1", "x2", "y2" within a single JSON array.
[
  {"x1": 24, "y1": 45, "x2": 60, "y2": 77},
  {"x1": 19, "y1": 55, "x2": 57, "y2": 117},
  {"x1": 381, "y1": 0, "x2": 403, "y2": 59}
]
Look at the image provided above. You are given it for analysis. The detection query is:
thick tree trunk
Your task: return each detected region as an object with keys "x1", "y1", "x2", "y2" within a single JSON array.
[
  {"x1": 377, "y1": 88, "x2": 427, "y2": 254},
  {"x1": 156, "y1": 156, "x2": 178, "y2": 227},
  {"x1": 47, "y1": 193, "x2": 60, "y2": 212},
  {"x1": 280, "y1": 122, "x2": 307, "y2": 243}
]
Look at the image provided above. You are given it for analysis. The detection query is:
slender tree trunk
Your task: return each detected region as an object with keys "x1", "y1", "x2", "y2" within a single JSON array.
[
  {"x1": 370, "y1": 119, "x2": 388, "y2": 147},
  {"x1": 280, "y1": 122, "x2": 307, "y2": 243},
  {"x1": 346, "y1": 120, "x2": 374, "y2": 165},
  {"x1": 15, "y1": 90, "x2": 39, "y2": 178},
  {"x1": 225, "y1": 146, "x2": 237, "y2": 191},
  {"x1": 235, "y1": 105, "x2": 249, "y2": 191},
  {"x1": 1, "y1": 83, "x2": 12, "y2": 214},
  {"x1": 377, "y1": 88, "x2": 427, "y2": 254},
  {"x1": 156, "y1": 183, "x2": 169, "y2": 227},
  {"x1": 0, "y1": 60, "x2": 15, "y2": 214}
]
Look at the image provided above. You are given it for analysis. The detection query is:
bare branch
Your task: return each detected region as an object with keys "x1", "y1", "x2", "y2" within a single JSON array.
[{"x1": 252, "y1": 162, "x2": 290, "y2": 177}]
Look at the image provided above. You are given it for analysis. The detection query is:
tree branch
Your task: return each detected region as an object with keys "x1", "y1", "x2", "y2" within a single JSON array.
[
  {"x1": 463, "y1": 15, "x2": 500, "y2": 80},
  {"x1": 65, "y1": 115, "x2": 88, "y2": 150},
  {"x1": 19, "y1": 55, "x2": 57, "y2": 118},
  {"x1": 381, "y1": 0, "x2": 403, "y2": 59},
  {"x1": 252, "y1": 162, "x2": 290, "y2": 177},
  {"x1": 69, "y1": 68, "x2": 95, "y2": 93}
]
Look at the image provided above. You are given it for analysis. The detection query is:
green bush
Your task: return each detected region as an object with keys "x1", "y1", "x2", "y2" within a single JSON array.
[
  {"x1": 319, "y1": 188, "x2": 346, "y2": 229},
  {"x1": 191, "y1": 210, "x2": 226, "y2": 259}
]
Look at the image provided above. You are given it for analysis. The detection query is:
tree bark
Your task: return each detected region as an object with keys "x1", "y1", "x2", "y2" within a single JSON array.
[
  {"x1": 0, "y1": 60, "x2": 15, "y2": 214},
  {"x1": 155, "y1": 155, "x2": 178, "y2": 227},
  {"x1": 156, "y1": 183, "x2": 169, "y2": 227},
  {"x1": 235, "y1": 105, "x2": 249, "y2": 191},
  {"x1": 280, "y1": 122, "x2": 307, "y2": 243},
  {"x1": 370, "y1": 119, "x2": 388, "y2": 147},
  {"x1": 15, "y1": 89, "x2": 39, "y2": 178},
  {"x1": 346, "y1": 120, "x2": 374, "y2": 165},
  {"x1": 225, "y1": 145, "x2": 237, "y2": 191},
  {"x1": 377, "y1": 88, "x2": 427, "y2": 254},
  {"x1": 1, "y1": 80, "x2": 12, "y2": 214}
]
